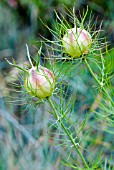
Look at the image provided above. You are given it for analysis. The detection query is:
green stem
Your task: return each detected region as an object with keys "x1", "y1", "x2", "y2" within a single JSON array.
[
  {"x1": 84, "y1": 58, "x2": 114, "y2": 106},
  {"x1": 48, "y1": 98, "x2": 89, "y2": 169}
]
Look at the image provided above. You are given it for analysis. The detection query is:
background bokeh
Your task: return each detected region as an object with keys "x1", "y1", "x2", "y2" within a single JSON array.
[{"x1": 0, "y1": 0, "x2": 114, "y2": 170}]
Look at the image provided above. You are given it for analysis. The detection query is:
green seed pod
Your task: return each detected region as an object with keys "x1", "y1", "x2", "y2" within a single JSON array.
[
  {"x1": 62, "y1": 27, "x2": 92, "y2": 58},
  {"x1": 24, "y1": 66, "x2": 55, "y2": 99}
]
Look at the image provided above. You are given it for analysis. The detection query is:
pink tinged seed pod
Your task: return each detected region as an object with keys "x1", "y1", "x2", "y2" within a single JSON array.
[
  {"x1": 62, "y1": 27, "x2": 92, "y2": 58},
  {"x1": 24, "y1": 66, "x2": 55, "y2": 99}
]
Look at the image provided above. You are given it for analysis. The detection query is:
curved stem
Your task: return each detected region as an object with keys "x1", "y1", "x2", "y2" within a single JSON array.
[
  {"x1": 26, "y1": 44, "x2": 34, "y2": 68},
  {"x1": 84, "y1": 58, "x2": 114, "y2": 106},
  {"x1": 48, "y1": 98, "x2": 89, "y2": 168}
]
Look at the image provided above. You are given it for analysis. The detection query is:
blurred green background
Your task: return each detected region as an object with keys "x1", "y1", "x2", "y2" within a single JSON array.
[{"x1": 0, "y1": 0, "x2": 114, "y2": 170}]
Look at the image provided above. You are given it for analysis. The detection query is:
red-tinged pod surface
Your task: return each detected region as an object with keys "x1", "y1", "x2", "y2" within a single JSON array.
[
  {"x1": 24, "y1": 66, "x2": 55, "y2": 99},
  {"x1": 62, "y1": 27, "x2": 92, "y2": 58}
]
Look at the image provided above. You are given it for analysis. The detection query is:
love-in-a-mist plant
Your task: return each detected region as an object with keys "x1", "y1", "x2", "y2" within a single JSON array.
[
  {"x1": 7, "y1": 7, "x2": 114, "y2": 170},
  {"x1": 39, "y1": 6, "x2": 114, "y2": 169},
  {"x1": 6, "y1": 44, "x2": 55, "y2": 101},
  {"x1": 43, "y1": 6, "x2": 113, "y2": 105}
]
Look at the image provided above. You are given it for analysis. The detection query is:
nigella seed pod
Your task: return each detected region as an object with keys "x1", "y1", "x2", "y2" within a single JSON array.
[
  {"x1": 62, "y1": 27, "x2": 92, "y2": 58},
  {"x1": 24, "y1": 66, "x2": 55, "y2": 99}
]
